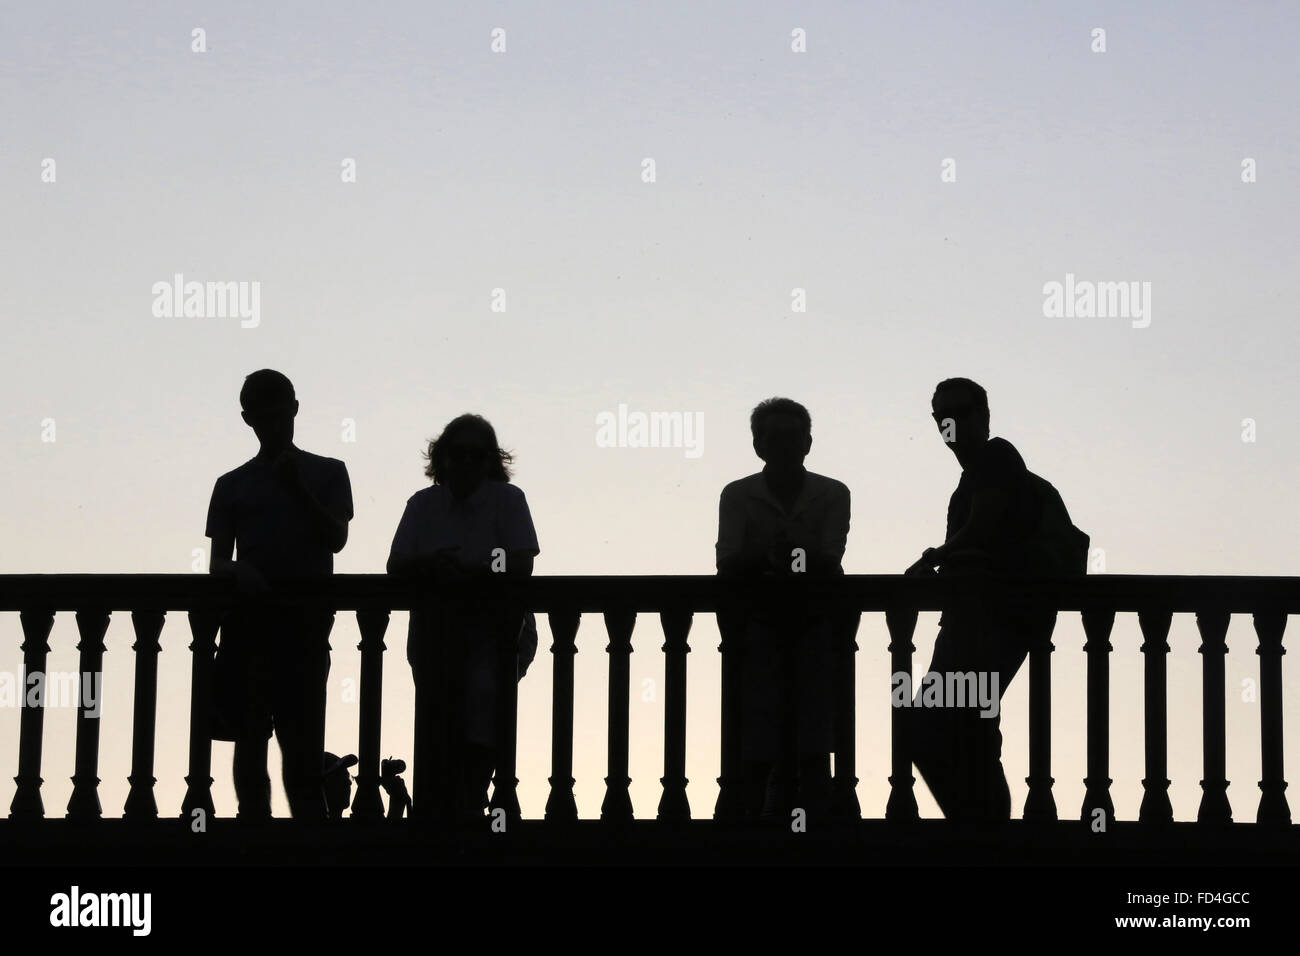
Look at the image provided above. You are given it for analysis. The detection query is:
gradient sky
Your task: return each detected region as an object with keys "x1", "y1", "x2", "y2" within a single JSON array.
[{"x1": 2, "y1": 1, "x2": 1297, "y2": 824}]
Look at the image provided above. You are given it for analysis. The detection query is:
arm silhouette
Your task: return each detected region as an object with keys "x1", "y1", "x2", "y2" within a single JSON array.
[{"x1": 272, "y1": 450, "x2": 349, "y2": 553}]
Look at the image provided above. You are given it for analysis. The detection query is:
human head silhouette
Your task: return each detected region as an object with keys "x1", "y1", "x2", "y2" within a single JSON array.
[
  {"x1": 750, "y1": 397, "x2": 811, "y2": 478},
  {"x1": 424, "y1": 413, "x2": 514, "y2": 500},
  {"x1": 239, "y1": 369, "x2": 298, "y2": 454},
  {"x1": 931, "y1": 377, "x2": 990, "y2": 460}
]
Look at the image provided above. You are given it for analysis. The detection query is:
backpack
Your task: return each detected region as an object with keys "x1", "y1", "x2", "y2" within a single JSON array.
[{"x1": 1023, "y1": 472, "x2": 1090, "y2": 575}]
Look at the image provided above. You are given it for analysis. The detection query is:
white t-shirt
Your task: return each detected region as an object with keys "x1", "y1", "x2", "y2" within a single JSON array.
[
  {"x1": 389, "y1": 480, "x2": 541, "y2": 685},
  {"x1": 390, "y1": 480, "x2": 539, "y2": 568}
]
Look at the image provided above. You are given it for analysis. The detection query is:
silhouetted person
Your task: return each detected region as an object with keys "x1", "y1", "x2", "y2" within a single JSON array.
[
  {"x1": 903, "y1": 377, "x2": 1047, "y2": 822},
  {"x1": 206, "y1": 369, "x2": 353, "y2": 821},
  {"x1": 322, "y1": 752, "x2": 358, "y2": 820},
  {"x1": 387, "y1": 414, "x2": 539, "y2": 821},
  {"x1": 716, "y1": 398, "x2": 849, "y2": 822}
]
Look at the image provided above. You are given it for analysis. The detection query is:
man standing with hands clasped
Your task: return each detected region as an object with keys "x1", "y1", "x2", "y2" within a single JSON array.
[
  {"x1": 205, "y1": 369, "x2": 353, "y2": 820},
  {"x1": 716, "y1": 397, "x2": 850, "y2": 823}
]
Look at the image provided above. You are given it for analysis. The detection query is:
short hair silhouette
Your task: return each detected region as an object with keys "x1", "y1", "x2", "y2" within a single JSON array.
[
  {"x1": 240, "y1": 369, "x2": 295, "y2": 414},
  {"x1": 932, "y1": 377, "x2": 988, "y2": 416},
  {"x1": 422, "y1": 413, "x2": 514, "y2": 484},
  {"x1": 750, "y1": 397, "x2": 811, "y2": 441}
]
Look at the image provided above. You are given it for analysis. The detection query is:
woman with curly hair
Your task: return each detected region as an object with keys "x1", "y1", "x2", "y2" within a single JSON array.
[{"x1": 388, "y1": 414, "x2": 540, "y2": 820}]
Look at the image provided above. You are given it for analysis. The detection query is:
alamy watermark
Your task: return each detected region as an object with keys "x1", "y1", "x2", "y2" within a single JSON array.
[
  {"x1": 1042, "y1": 273, "x2": 1151, "y2": 328},
  {"x1": 152, "y1": 273, "x2": 260, "y2": 328},
  {"x1": 0, "y1": 670, "x2": 102, "y2": 717},
  {"x1": 50, "y1": 886, "x2": 150, "y2": 936},
  {"x1": 595, "y1": 404, "x2": 703, "y2": 459},
  {"x1": 891, "y1": 670, "x2": 1001, "y2": 718}
]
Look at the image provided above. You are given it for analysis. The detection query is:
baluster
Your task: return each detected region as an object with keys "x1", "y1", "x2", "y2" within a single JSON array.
[
  {"x1": 1023, "y1": 610, "x2": 1058, "y2": 821},
  {"x1": 713, "y1": 595, "x2": 746, "y2": 821},
  {"x1": 10, "y1": 609, "x2": 54, "y2": 819},
  {"x1": 410, "y1": 600, "x2": 430, "y2": 820},
  {"x1": 350, "y1": 607, "x2": 390, "y2": 820},
  {"x1": 778, "y1": 613, "x2": 798, "y2": 789},
  {"x1": 123, "y1": 609, "x2": 165, "y2": 820},
  {"x1": 489, "y1": 592, "x2": 522, "y2": 823},
  {"x1": 658, "y1": 605, "x2": 692, "y2": 821},
  {"x1": 601, "y1": 606, "x2": 635, "y2": 822},
  {"x1": 832, "y1": 604, "x2": 862, "y2": 819},
  {"x1": 66, "y1": 608, "x2": 110, "y2": 820},
  {"x1": 885, "y1": 607, "x2": 919, "y2": 821},
  {"x1": 1195, "y1": 608, "x2": 1231, "y2": 824},
  {"x1": 1253, "y1": 610, "x2": 1290, "y2": 825},
  {"x1": 410, "y1": 598, "x2": 432, "y2": 819},
  {"x1": 545, "y1": 607, "x2": 580, "y2": 821},
  {"x1": 1138, "y1": 608, "x2": 1173, "y2": 824},
  {"x1": 181, "y1": 608, "x2": 220, "y2": 822},
  {"x1": 1080, "y1": 609, "x2": 1115, "y2": 824},
  {"x1": 412, "y1": 596, "x2": 454, "y2": 820}
]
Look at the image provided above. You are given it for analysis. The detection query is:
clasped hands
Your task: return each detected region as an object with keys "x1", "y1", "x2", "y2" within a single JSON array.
[{"x1": 905, "y1": 546, "x2": 993, "y2": 577}]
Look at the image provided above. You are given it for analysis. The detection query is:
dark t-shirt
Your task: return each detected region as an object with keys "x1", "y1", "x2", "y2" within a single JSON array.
[
  {"x1": 205, "y1": 446, "x2": 353, "y2": 583},
  {"x1": 945, "y1": 437, "x2": 1035, "y2": 572}
]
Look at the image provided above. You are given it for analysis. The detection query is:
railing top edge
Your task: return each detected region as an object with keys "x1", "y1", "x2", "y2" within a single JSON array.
[{"x1": 0, "y1": 573, "x2": 1297, "y2": 613}]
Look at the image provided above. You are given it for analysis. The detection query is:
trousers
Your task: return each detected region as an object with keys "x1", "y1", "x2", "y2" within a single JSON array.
[
  {"x1": 408, "y1": 599, "x2": 524, "y2": 820},
  {"x1": 907, "y1": 601, "x2": 1054, "y2": 821},
  {"x1": 739, "y1": 612, "x2": 835, "y2": 763}
]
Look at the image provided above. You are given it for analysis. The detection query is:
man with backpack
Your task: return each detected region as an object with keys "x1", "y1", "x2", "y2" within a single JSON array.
[{"x1": 903, "y1": 377, "x2": 1087, "y2": 821}]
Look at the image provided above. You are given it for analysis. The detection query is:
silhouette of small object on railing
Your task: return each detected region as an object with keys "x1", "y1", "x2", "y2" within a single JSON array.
[
  {"x1": 387, "y1": 414, "x2": 539, "y2": 822},
  {"x1": 205, "y1": 369, "x2": 354, "y2": 821},
  {"x1": 380, "y1": 757, "x2": 413, "y2": 819},
  {"x1": 716, "y1": 397, "x2": 849, "y2": 824},
  {"x1": 323, "y1": 752, "x2": 358, "y2": 820}
]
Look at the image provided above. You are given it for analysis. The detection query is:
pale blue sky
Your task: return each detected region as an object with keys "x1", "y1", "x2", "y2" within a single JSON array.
[{"x1": 1, "y1": 1, "x2": 1297, "y2": 822}]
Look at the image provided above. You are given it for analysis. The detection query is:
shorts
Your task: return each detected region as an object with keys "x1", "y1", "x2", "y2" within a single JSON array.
[{"x1": 211, "y1": 604, "x2": 334, "y2": 742}]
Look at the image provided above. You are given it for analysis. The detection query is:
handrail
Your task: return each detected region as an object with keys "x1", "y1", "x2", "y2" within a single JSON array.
[{"x1": 3, "y1": 573, "x2": 1294, "y2": 828}]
